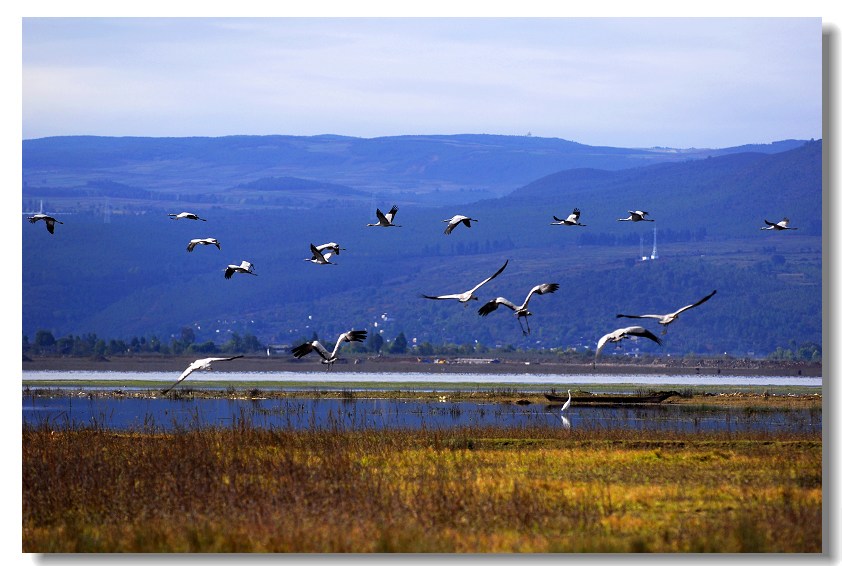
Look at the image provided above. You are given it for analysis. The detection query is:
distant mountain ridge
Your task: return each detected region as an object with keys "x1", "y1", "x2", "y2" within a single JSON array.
[{"x1": 22, "y1": 134, "x2": 809, "y2": 206}]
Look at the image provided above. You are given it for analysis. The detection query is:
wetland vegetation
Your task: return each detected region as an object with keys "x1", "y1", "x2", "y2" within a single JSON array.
[{"x1": 23, "y1": 420, "x2": 821, "y2": 553}]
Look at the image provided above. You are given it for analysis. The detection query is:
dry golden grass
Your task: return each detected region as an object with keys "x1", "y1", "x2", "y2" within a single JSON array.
[{"x1": 23, "y1": 424, "x2": 821, "y2": 553}]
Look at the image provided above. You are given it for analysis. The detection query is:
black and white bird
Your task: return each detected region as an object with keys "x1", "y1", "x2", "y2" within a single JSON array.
[
  {"x1": 187, "y1": 238, "x2": 221, "y2": 252},
  {"x1": 551, "y1": 209, "x2": 586, "y2": 227},
  {"x1": 478, "y1": 282, "x2": 560, "y2": 335},
  {"x1": 367, "y1": 205, "x2": 401, "y2": 227},
  {"x1": 224, "y1": 260, "x2": 257, "y2": 279},
  {"x1": 169, "y1": 211, "x2": 207, "y2": 221},
  {"x1": 161, "y1": 355, "x2": 244, "y2": 394},
  {"x1": 421, "y1": 260, "x2": 509, "y2": 305},
  {"x1": 616, "y1": 290, "x2": 717, "y2": 334},
  {"x1": 617, "y1": 210, "x2": 654, "y2": 222},
  {"x1": 761, "y1": 218, "x2": 798, "y2": 231},
  {"x1": 595, "y1": 326, "x2": 662, "y2": 360},
  {"x1": 314, "y1": 242, "x2": 346, "y2": 256},
  {"x1": 305, "y1": 243, "x2": 336, "y2": 265},
  {"x1": 443, "y1": 214, "x2": 478, "y2": 235},
  {"x1": 291, "y1": 329, "x2": 368, "y2": 369},
  {"x1": 27, "y1": 213, "x2": 63, "y2": 234}
]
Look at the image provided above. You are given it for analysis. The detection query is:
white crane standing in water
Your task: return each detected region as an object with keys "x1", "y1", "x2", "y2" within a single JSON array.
[
  {"x1": 477, "y1": 282, "x2": 560, "y2": 335},
  {"x1": 615, "y1": 290, "x2": 717, "y2": 334},
  {"x1": 443, "y1": 214, "x2": 478, "y2": 235},
  {"x1": 366, "y1": 205, "x2": 401, "y2": 227},
  {"x1": 224, "y1": 261, "x2": 257, "y2": 279},
  {"x1": 421, "y1": 260, "x2": 509, "y2": 305},
  {"x1": 168, "y1": 211, "x2": 207, "y2": 221},
  {"x1": 291, "y1": 329, "x2": 368, "y2": 370},
  {"x1": 161, "y1": 355, "x2": 244, "y2": 394}
]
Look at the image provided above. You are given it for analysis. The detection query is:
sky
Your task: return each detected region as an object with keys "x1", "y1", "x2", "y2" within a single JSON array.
[{"x1": 20, "y1": 16, "x2": 825, "y2": 149}]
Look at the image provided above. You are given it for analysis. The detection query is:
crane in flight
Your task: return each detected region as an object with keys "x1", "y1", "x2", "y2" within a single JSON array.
[
  {"x1": 305, "y1": 243, "x2": 337, "y2": 265},
  {"x1": 443, "y1": 214, "x2": 478, "y2": 235},
  {"x1": 187, "y1": 238, "x2": 221, "y2": 252},
  {"x1": 421, "y1": 260, "x2": 509, "y2": 305},
  {"x1": 550, "y1": 208, "x2": 586, "y2": 227},
  {"x1": 477, "y1": 282, "x2": 560, "y2": 335},
  {"x1": 291, "y1": 329, "x2": 368, "y2": 369},
  {"x1": 595, "y1": 326, "x2": 662, "y2": 362},
  {"x1": 161, "y1": 355, "x2": 244, "y2": 394},
  {"x1": 27, "y1": 213, "x2": 63, "y2": 234},
  {"x1": 367, "y1": 205, "x2": 401, "y2": 227},
  {"x1": 616, "y1": 290, "x2": 717, "y2": 334},
  {"x1": 224, "y1": 261, "x2": 257, "y2": 279},
  {"x1": 761, "y1": 218, "x2": 798, "y2": 231},
  {"x1": 169, "y1": 211, "x2": 207, "y2": 221},
  {"x1": 314, "y1": 242, "x2": 346, "y2": 256},
  {"x1": 617, "y1": 210, "x2": 654, "y2": 222}
]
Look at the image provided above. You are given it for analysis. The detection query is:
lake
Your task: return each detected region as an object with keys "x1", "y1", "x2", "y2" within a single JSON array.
[
  {"x1": 21, "y1": 370, "x2": 823, "y2": 389},
  {"x1": 22, "y1": 368, "x2": 821, "y2": 434}
]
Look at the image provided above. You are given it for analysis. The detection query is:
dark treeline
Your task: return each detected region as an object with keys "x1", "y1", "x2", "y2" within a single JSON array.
[{"x1": 22, "y1": 328, "x2": 820, "y2": 362}]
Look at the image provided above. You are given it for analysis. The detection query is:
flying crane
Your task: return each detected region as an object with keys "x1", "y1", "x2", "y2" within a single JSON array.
[
  {"x1": 477, "y1": 282, "x2": 560, "y2": 335},
  {"x1": 161, "y1": 355, "x2": 244, "y2": 394},
  {"x1": 421, "y1": 260, "x2": 509, "y2": 305},
  {"x1": 291, "y1": 329, "x2": 368, "y2": 369},
  {"x1": 615, "y1": 290, "x2": 717, "y2": 334}
]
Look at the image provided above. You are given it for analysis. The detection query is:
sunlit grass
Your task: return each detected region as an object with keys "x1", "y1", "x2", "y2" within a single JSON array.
[{"x1": 23, "y1": 423, "x2": 821, "y2": 553}]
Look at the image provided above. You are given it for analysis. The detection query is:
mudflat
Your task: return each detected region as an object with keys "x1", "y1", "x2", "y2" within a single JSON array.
[{"x1": 21, "y1": 354, "x2": 822, "y2": 377}]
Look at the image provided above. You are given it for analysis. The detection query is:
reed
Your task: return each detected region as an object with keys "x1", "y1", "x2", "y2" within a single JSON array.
[{"x1": 23, "y1": 422, "x2": 821, "y2": 553}]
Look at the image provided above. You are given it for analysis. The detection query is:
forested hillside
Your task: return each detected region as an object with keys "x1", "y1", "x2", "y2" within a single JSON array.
[{"x1": 22, "y1": 139, "x2": 822, "y2": 358}]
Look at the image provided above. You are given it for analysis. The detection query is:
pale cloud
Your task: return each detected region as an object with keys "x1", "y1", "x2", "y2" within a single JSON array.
[{"x1": 22, "y1": 17, "x2": 823, "y2": 148}]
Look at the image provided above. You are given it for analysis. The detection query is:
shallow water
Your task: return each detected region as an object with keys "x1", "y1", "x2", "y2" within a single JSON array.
[{"x1": 22, "y1": 395, "x2": 821, "y2": 434}]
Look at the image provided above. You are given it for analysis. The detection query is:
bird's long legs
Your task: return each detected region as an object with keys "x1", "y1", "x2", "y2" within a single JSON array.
[{"x1": 518, "y1": 314, "x2": 532, "y2": 335}]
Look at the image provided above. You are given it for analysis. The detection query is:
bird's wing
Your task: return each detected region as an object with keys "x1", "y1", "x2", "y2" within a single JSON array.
[
  {"x1": 615, "y1": 313, "x2": 663, "y2": 320},
  {"x1": 444, "y1": 221, "x2": 457, "y2": 235},
  {"x1": 630, "y1": 327, "x2": 662, "y2": 345},
  {"x1": 672, "y1": 290, "x2": 717, "y2": 316},
  {"x1": 45, "y1": 220, "x2": 56, "y2": 234},
  {"x1": 461, "y1": 218, "x2": 472, "y2": 228},
  {"x1": 224, "y1": 267, "x2": 235, "y2": 279},
  {"x1": 595, "y1": 332, "x2": 615, "y2": 358},
  {"x1": 521, "y1": 283, "x2": 560, "y2": 309},
  {"x1": 467, "y1": 259, "x2": 509, "y2": 294},
  {"x1": 421, "y1": 293, "x2": 463, "y2": 300},
  {"x1": 212, "y1": 240, "x2": 221, "y2": 249},
  {"x1": 187, "y1": 241, "x2": 197, "y2": 252},
  {"x1": 478, "y1": 298, "x2": 516, "y2": 316},
  {"x1": 310, "y1": 243, "x2": 327, "y2": 261},
  {"x1": 763, "y1": 219, "x2": 776, "y2": 227},
  {"x1": 565, "y1": 213, "x2": 578, "y2": 223},
  {"x1": 331, "y1": 330, "x2": 367, "y2": 358},
  {"x1": 204, "y1": 355, "x2": 244, "y2": 363},
  {"x1": 552, "y1": 215, "x2": 564, "y2": 222},
  {"x1": 385, "y1": 205, "x2": 399, "y2": 222},
  {"x1": 374, "y1": 208, "x2": 389, "y2": 224},
  {"x1": 292, "y1": 341, "x2": 330, "y2": 360}
]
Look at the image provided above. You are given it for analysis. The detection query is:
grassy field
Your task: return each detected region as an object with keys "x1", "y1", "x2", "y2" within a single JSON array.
[{"x1": 23, "y1": 422, "x2": 821, "y2": 553}]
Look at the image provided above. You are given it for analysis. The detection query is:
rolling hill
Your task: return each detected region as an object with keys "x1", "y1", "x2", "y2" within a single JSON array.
[{"x1": 21, "y1": 137, "x2": 822, "y2": 358}]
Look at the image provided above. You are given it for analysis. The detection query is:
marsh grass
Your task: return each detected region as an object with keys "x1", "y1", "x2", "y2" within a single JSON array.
[{"x1": 23, "y1": 422, "x2": 821, "y2": 553}]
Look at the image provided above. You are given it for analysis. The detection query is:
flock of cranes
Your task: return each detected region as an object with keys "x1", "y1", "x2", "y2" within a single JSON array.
[{"x1": 26, "y1": 201, "x2": 799, "y2": 391}]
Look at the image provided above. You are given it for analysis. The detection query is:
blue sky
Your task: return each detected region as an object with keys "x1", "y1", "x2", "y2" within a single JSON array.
[{"x1": 21, "y1": 16, "x2": 824, "y2": 149}]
